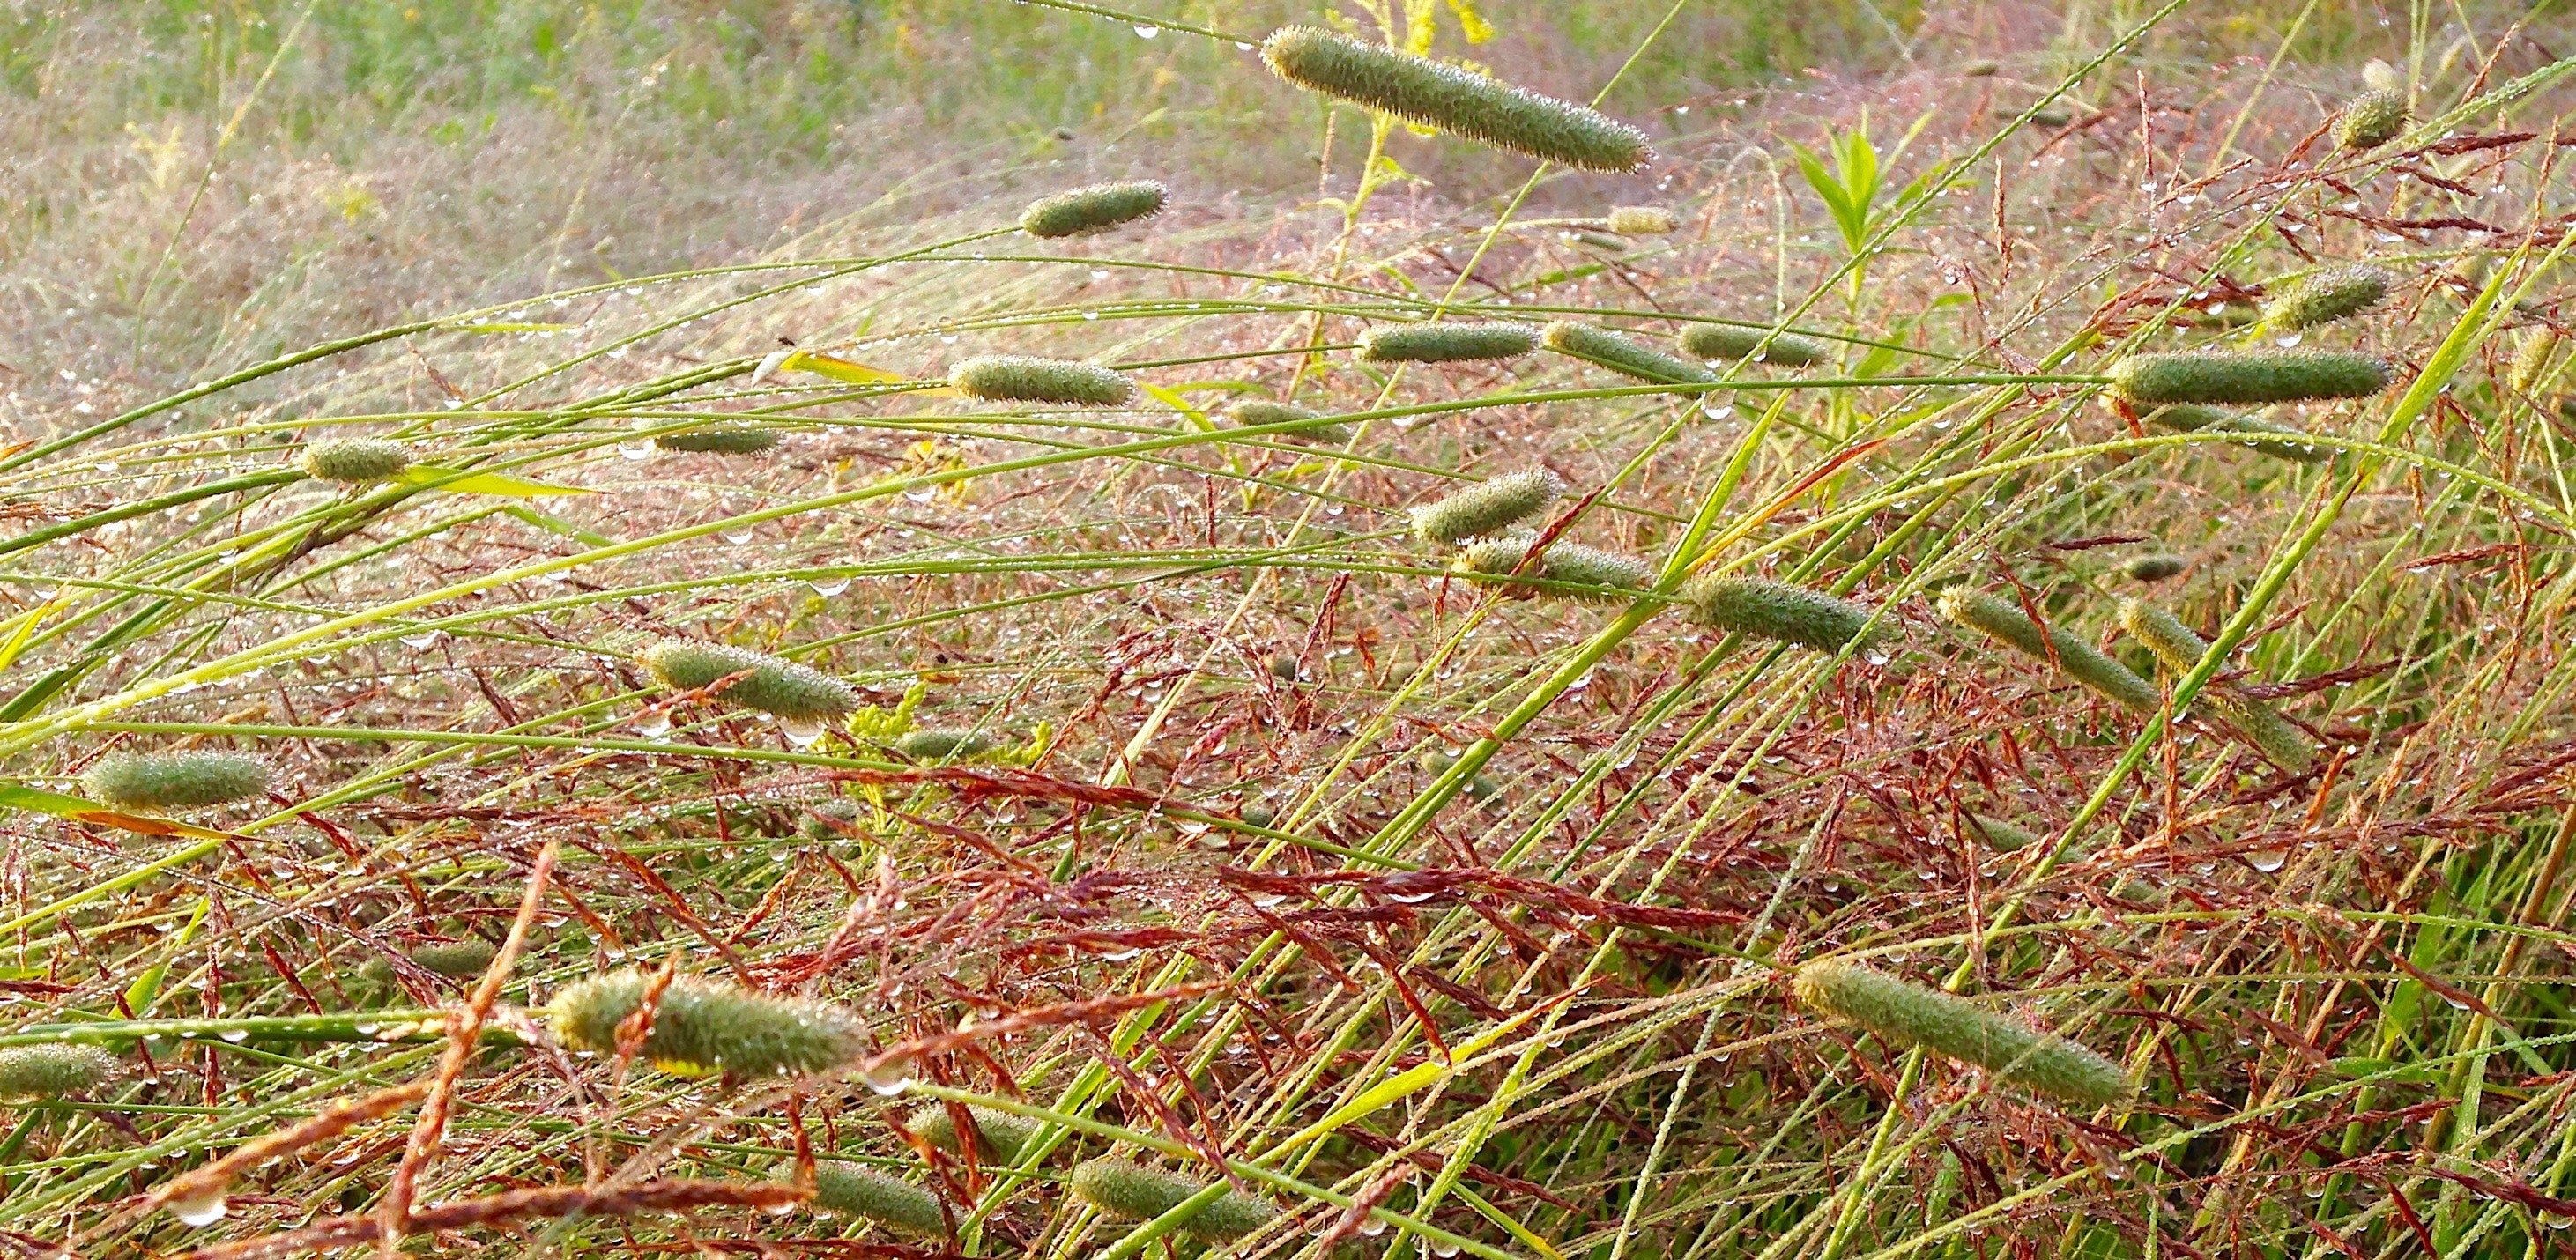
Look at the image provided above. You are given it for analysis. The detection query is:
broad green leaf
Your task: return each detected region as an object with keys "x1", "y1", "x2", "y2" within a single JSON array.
[{"x1": 397, "y1": 465, "x2": 594, "y2": 497}]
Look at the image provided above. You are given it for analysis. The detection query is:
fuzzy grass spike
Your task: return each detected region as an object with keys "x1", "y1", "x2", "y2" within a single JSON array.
[
  {"x1": 0, "y1": 1045, "x2": 119, "y2": 1100},
  {"x1": 950, "y1": 356, "x2": 1133, "y2": 406},
  {"x1": 2121, "y1": 554, "x2": 2188, "y2": 582},
  {"x1": 1680, "y1": 322, "x2": 1830, "y2": 367},
  {"x1": 2117, "y1": 599, "x2": 2317, "y2": 771},
  {"x1": 2262, "y1": 265, "x2": 2394, "y2": 331},
  {"x1": 2336, "y1": 88, "x2": 2407, "y2": 150},
  {"x1": 1794, "y1": 961, "x2": 2128, "y2": 1108},
  {"x1": 1259, "y1": 26, "x2": 1649, "y2": 172},
  {"x1": 1070, "y1": 1158, "x2": 1277, "y2": 1241},
  {"x1": 1541, "y1": 322, "x2": 1712, "y2": 387},
  {"x1": 1357, "y1": 322, "x2": 1539, "y2": 365},
  {"x1": 1452, "y1": 535, "x2": 1654, "y2": 602},
  {"x1": 1227, "y1": 399, "x2": 1351, "y2": 445},
  {"x1": 80, "y1": 750, "x2": 271, "y2": 812},
  {"x1": 1934, "y1": 589, "x2": 2162, "y2": 715},
  {"x1": 299, "y1": 437, "x2": 413, "y2": 484},
  {"x1": 1682, "y1": 576, "x2": 1882, "y2": 651},
  {"x1": 2139, "y1": 404, "x2": 2332, "y2": 463},
  {"x1": 412, "y1": 940, "x2": 497, "y2": 978},
  {"x1": 908, "y1": 1103, "x2": 1040, "y2": 1163},
  {"x1": 1604, "y1": 205, "x2": 1678, "y2": 234},
  {"x1": 890, "y1": 729, "x2": 998, "y2": 762},
  {"x1": 547, "y1": 970, "x2": 865, "y2": 1078},
  {"x1": 802, "y1": 1162, "x2": 947, "y2": 1236},
  {"x1": 1020, "y1": 181, "x2": 1168, "y2": 238},
  {"x1": 655, "y1": 426, "x2": 781, "y2": 454},
  {"x1": 642, "y1": 640, "x2": 859, "y2": 722},
  {"x1": 2111, "y1": 350, "x2": 2390, "y2": 405},
  {"x1": 1408, "y1": 470, "x2": 1561, "y2": 545}
]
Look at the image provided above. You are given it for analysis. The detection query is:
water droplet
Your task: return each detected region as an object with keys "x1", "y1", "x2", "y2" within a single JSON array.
[
  {"x1": 633, "y1": 709, "x2": 672, "y2": 738},
  {"x1": 2274, "y1": 331, "x2": 2304, "y2": 348},
  {"x1": 721, "y1": 528, "x2": 756, "y2": 545},
  {"x1": 808, "y1": 578, "x2": 850, "y2": 597},
  {"x1": 861, "y1": 1060, "x2": 914, "y2": 1096},
  {"x1": 1357, "y1": 1216, "x2": 1388, "y2": 1237},
  {"x1": 173, "y1": 1194, "x2": 228, "y2": 1227},
  {"x1": 782, "y1": 716, "x2": 826, "y2": 749},
  {"x1": 1099, "y1": 946, "x2": 1142, "y2": 961},
  {"x1": 1133, "y1": 23, "x2": 1158, "y2": 37},
  {"x1": 619, "y1": 440, "x2": 655, "y2": 460},
  {"x1": 2246, "y1": 849, "x2": 2288, "y2": 872},
  {"x1": 219, "y1": 1028, "x2": 249, "y2": 1043},
  {"x1": 1433, "y1": 1243, "x2": 1461, "y2": 1257}
]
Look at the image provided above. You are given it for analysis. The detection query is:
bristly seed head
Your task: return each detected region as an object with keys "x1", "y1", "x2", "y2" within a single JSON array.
[
  {"x1": 1019, "y1": 181, "x2": 1169, "y2": 238},
  {"x1": 889, "y1": 729, "x2": 999, "y2": 763},
  {"x1": 1679, "y1": 322, "x2": 1830, "y2": 367},
  {"x1": 949, "y1": 356, "x2": 1134, "y2": 406},
  {"x1": 1226, "y1": 399, "x2": 1351, "y2": 446},
  {"x1": 1541, "y1": 322, "x2": 1712, "y2": 388},
  {"x1": 1069, "y1": 1158, "x2": 1278, "y2": 1242},
  {"x1": 2120, "y1": 553, "x2": 2189, "y2": 582},
  {"x1": 546, "y1": 969, "x2": 866, "y2": 1078},
  {"x1": 1682, "y1": 576, "x2": 1884, "y2": 651},
  {"x1": 2335, "y1": 87, "x2": 2407, "y2": 150},
  {"x1": 1259, "y1": 26, "x2": 1651, "y2": 173},
  {"x1": 640, "y1": 640, "x2": 860, "y2": 722},
  {"x1": 801, "y1": 1161, "x2": 947, "y2": 1237},
  {"x1": 655, "y1": 426, "x2": 782, "y2": 454},
  {"x1": 1408, "y1": 470, "x2": 1563, "y2": 545},
  {"x1": 0, "y1": 1044, "x2": 120, "y2": 1101},
  {"x1": 907, "y1": 1102, "x2": 1041, "y2": 1163},
  {"x1": 1604, "y1": 206, "x2": 1679, "y2": 234},
  {"x1": 2262, "y1": 264, "x2": 2395, "y2": 331},
  {"x1": 411, "y1": 939, "x2": 498, "y2": 979},
  {"x1": 1357, "y1": 322, "x2": 1540, "y2": 365},
  {"x1": 1793, "y1": 960, "x2": 2129, "y2": 1108},
  {"x1": 1452, "y1": 535, "x2": 1654, "y2": 602},
  {"x1": 2110, "y1": 350, "x2": 2391, "y2": 406},
  {"x1": 2138, "y1": 404, "x2": 2332, "y2": 464},
  {"x1": 1934, "y1": 588, "x2": 2162, "y2": 715},
  {"x1": 2117, "y1": 598, "x2": 2317, "y2": 772},
  {"x1": 80, "y1": 750, "x2": 272, "y2": 812},
  {"x1": 299, "y1": 437, "x2": 414, "y2": 484}
]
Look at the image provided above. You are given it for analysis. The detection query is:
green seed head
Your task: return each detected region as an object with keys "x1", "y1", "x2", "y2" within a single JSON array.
[
  {"x1": 950, "y1": 356, "x2": 1134, "y2": 406},
  {"x1": 1604, "y1": 206, "x2": 1678, "y2": 234},
  {"x1": 2117, "y1": 599, "x2": 2316, "y2": 772},
  {"x1": 1069, "y1": 1158, "x2": 1278, "y2": 1242},
  {"x1": 546, "y1": 969, "x2": 866, "y2": 1078},
  {"x1": 1679, "y1": 323, "x2": 1830, "y2": 367},
  {"x1": 1934, "y1": 589, "x2": 2162, "y2": 715},
  {"x1": 804, "y1": 1161, "x2": 947, "y2": 1237},
  {"x1": 80, "y1": 750, "x2": 271, "y2": 812},
  {"x1": 654, "y1": 426, "x2": 782, "y2": 454},
  {"x1": 1681, "y1": 576, "x2": 1883, "y2": 651},
  {"x1": 1408, "y1": 470, "x2": 1563, "y2": 545},
  {"x1": 800, "y1": 799, "x2": 860, "y2": 843},
  {"x1": 1019, "y1": 181, "x2": 1169, "y2": 239},
  {"x1": 1452, "y1": 535, "x2": 1654, "y2": 602},
  {"x1": 1358, "y1": 321, "x2": 1540, "y2": 365},
  {"x1": 1958, "y1": 59, "x2": 2001, "y2": 78},
  {"x1": 1964, "y1": 813, "x2": 2043, "y2": 851},
  {"x1": 2120, "y1": 553, "x2": 2188, "y2": 582},
  {"x1": 2511, "y1": 328, "x2": 2564, "y2": 393},
  {"x1": 2335, "y1": 87, "x2": 2408, "y2": 150},
  {"x1": 299, "y1": 437, "x2": 414, "y2": 484},
  {"x1": 2110, "y1": 350, "x2": 2391, "y2": 406},
  {"x1": 907, "y1": 1102, "x2": 1040, "y2": 1163},
  {"x1": 2262, "y1": 264, "x2": 2395, "y2": 331},
  {"x1": 1793, "y1": 960, "x2": 2129, "y2": 1108},
  {"x1": 1226, "y1": 399, "x2": 1351, "y2": 446},
  {"x1": 1571, "y1": 230, "x2": 1631, "y2": 251},
  {"x1": 640, "y1": 640, "x2": 860, "y2": 722},
  {"x1": 0, "y1": 1044, "x2": 120, "y2": 1101},
  {"x1": 1259, "y1": 26, "x2": 1650, "y2": 173},
  {"x1": 411, "y1": 939, "x2": 498, "y2": 979},
  {"x1": 2140, "y1": 404, "x2": 2332, "y2": 463},
  {"x1": 1541, "y1": 322, "x2": 1712, "y2": 387},
  {"x1": 889, "y1": 729, "x2": 999, "y2": 763}
]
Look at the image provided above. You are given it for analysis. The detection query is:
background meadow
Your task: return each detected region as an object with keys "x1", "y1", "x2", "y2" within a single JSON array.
[{"x1": 5, "y1": 1, "x2": 2576, "y2": 1257}]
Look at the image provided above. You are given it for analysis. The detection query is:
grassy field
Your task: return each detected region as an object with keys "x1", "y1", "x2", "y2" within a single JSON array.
[{"x1": 5, "y1": 2, "x2": 2576, "y2": 1258}]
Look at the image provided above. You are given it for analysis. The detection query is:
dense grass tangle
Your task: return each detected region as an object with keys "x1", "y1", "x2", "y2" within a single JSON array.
[
  {"x1": 2117, "y1": 598, "x2": 2318, "y2": 771},
  {"x1": 1258, "y1": 26, "x2": 1651, "y2": 172},
  {"x1": 1934, "y1": 588, "x2": 2163, "y2": 715}
]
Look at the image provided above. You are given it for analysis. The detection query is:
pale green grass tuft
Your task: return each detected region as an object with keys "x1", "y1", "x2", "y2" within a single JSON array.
[
  {"x1": 2120, "y1": 553, "x2": 2189, "y2": 582},
  {"x1": 1019, "y1": 181, "x2": 1169, "y2": 238},
  {"x1": 1259, "y1": 26, "x2": 1651, "y2": 172},
  {"x1": 546, "y1": 970, "x2": 866, "y2": 1078},
  {"x1": 1069, "y1": 1157, "x2": 1278, "y2": 1241},
  {"x1": 2335, "y1": 88, "x2": 2408, "y2": 150},
  {"x1": 79, "y1": 750, "x2": 271, "y2": 812},
  {"x1": 655, "y1": 426, "x2": 782, "y2": 454},
  {"x1": 1681, "y1": 576, "x2": 1882, "y2": 650},
  {"x1": 640, "y1": 640, "x2": 861, "y2": 722},
  {"x1": 1408, "y1": 470, "x2": 1563, "y2": 545},
  {"x1": 1934, "y1": 589, "x2": 2161, "y2": 715},
  {"x1": 950, "y1": 356, "x2": 1134, "y2": 406},
  {"x1": 1794, "y1": 960, "x2": 2129, "y2": 1108},
  {"x1": 1357, "y1": 321, "x2": 1540, "y2": 365},
  {"x1": 2111, "y1": 349, "x2": 2391, "y2": 405},
  {"x1": 1604, "y1": 206, "x2": 1679, "y2": 234}
]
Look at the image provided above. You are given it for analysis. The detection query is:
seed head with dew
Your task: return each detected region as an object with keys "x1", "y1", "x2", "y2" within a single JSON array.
[
  {"x1": 1541, "y1": 321, "x2": 1713, "y2": 387},
  {"x1": 1603, "y1": 205, "x2": 1679, "y2": 234},
  {"x1": 1069, "y1": 1158, "x2": 1278, "y2": 1242},
  {"x1": 0, "y1": 1045, "x2": 120, "y2": 1101},
  {"x1": 2336, "y1": 87, "x2": 2408, "y2": 150},
  {"x1": 1679, "y1": 322, "x2": 1831, "y2": 367},
  {"x1": 654, "y1": 426, "x2": 782, "y2": 454},
  {"x1": 1259, "y1": 26, "x2": 1650, "y2": 172},
  {"x1": 1356, "y1": 321, "x2": 1539, "y2": 365},
  {"x1": 298, "y1": 437, "x2": 413, "y2": 484},
  {"x1": 907, "y1": 1102, "x2": 1040, "y2": 1163},
  {"x1": 80, "y1": 750, "x2": 271, "y2": 812},
  {"x1": 411, "y1": 939, "x2": 498, "y2": 979},
  {"x1": 2511, "y1": 327, "x2": 2564, "y2": 393},
  {"x1": 2138, "y1": 404, "x2": 2331, "y2": 464},
  {"x1": 2121, "y1": 553, "x2": 2190, "y2": 582},
  {"x1": 1964, "y1": 813, "x2": 2044, "y2": 852},
  {"x1": 640, "y1": 640, "x2": 860, "y2": 723},
  {"x1": 1019, "y1": 180, "x2": 1169, "y2": 239},
  {"x1": 546, "y1": 970, "x2": 866, "y2": 1078},
  {"x1": 2111, "y1": 349, "x2": 2392, "y2": 406},
  {"x1": 2117, "y1": 598, "x2": 2318, "y2": 772},
  {"x1": 2262, "y1": 264, "x2": 2396, "y2": 332},
  {"x1": 888, "y1": 729, "x2": 998, "y2": 763},
  {"x1": 1793, "y1": 960, "x2": 2129, "y2": 1108},
  {"x1": 1452, "y1": 535, "x2": 1655, "y2": 602},
  {"x1": 1934, "y1": 588, "x2": 2162, "y2": 716},
  {"x1": 949, "y1": 355, "x2": 1134, "y2": 406},
  {"x1": 799, "y1": 798, "x2": 860, "y2": 844},
  {"x1": 1226, "y1": 399, "x2": 1350, "y2": 446},
  {"x1": 1408, "y1": 470, "x2": 1562, "y2": 545},
  {"x1": 1681, "y1": 576, "x2": 1884, "y2": 651},
  {"x1": 791, "y1": 1161, "x2": 948, "y2": 1237}
]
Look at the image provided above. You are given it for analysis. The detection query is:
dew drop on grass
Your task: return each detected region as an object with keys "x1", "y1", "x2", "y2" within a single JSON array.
[
  {"x1": 173, "y1": 1195, "x2": 228, "y2": 1227},
  {"x1": 2274, "y1": 331, "x2": 2303, "y2": 348},
  {"x1": 632, "y1": 710, "x2": 672, "y2": 738},
  {"x1": 1433, "y1": 1242, "x2": 1462, "y2": 1257},
  {"x1": 219, "y1": 1028, "x2": 249, "y2": 1043},
  {"x1": 2246, "y1": 849, "x2": 2288, "y2": 872},
  {"x1": 861, "y1": 1060, "x2": 914, "y2": 1096},
  {"x1": 721, "y1": 527, "x2": 755, "y2": 545},
  {"x1": 619, "y1": 440, "x2": 654, "y2": 460},
  {"x1": 808, "y1": 578, "x2": 850, "y2": 597},
  {"x1": 1133, "y1": 23, "x2": 1157, "y2": 36}
]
